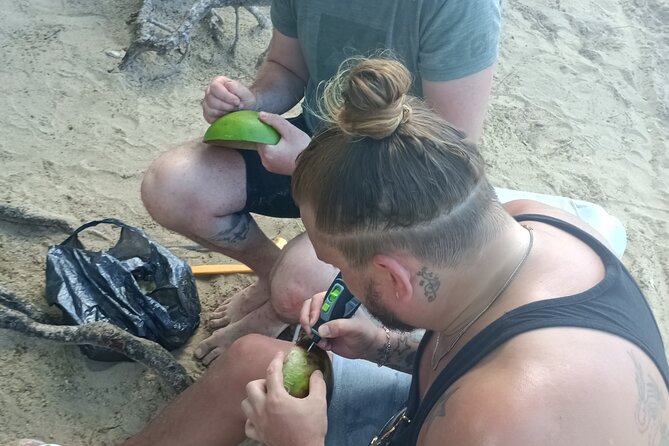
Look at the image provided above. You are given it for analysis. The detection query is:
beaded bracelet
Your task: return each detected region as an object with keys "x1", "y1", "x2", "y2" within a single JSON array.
[{"x1": 378, "y1": 326, "x2": 392, "y2": 367}]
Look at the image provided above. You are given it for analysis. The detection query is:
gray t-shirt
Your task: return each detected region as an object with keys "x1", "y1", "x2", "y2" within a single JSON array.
[{"x1": 271, "y1": 0, "x2": 502, "y2": 133}]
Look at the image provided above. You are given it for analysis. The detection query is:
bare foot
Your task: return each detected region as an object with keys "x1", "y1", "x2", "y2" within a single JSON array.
[
  {"x1": 208, "y1": 279, "x2": 270, "y2": 330},
  {"x1": 195, "y1": 301, "x2": 288, "y2": 365}
]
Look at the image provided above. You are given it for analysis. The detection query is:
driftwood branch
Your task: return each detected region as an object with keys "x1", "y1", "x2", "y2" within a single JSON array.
[
  {"x1": 0, "y1": 289, "x2": 60, "y2": 324},
  {"x1": 0, "y1": 204, "x2": 75, "y2": 234},
  {"x1": 120, "y1": 0, "x2": 271, "y2": 69},
  {"x1": 0, "y1": 290, "x2": 192, "y2": 394}
]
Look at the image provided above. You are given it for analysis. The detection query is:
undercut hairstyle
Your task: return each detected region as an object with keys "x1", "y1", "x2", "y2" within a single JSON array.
[{"x1": 292, "y1": 58, "x2": 505, "y2": 267}]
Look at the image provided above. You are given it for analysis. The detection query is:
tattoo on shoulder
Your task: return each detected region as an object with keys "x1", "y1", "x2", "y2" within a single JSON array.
[
  {"x1": 213, "y1": 212, "x2": 251, "y2": 244},
  {"x1": 424, "y1": 386, "x2": 460, "y2": 433},
  {"x1": 417, "y1": 267, "x2": 440, "y2": 302},
  {"x1": 629, "y1": 351, "x2": 669, "y2": 446}
]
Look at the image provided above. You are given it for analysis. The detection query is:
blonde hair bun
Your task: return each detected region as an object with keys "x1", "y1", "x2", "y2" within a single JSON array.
[{"x1": 321, "y1": 58, "x2": 413, "y2": 139}]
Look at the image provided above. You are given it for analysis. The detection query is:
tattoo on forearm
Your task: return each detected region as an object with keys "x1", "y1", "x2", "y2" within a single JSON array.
[
  {"x1": 395, "y1": 332, "x2": 412, "y2": 356},
  {"x1": 629, "y1": 351, "x2": 669, "y2": 445},
  {"x1": 417, "y1": 267, "x2": 440, "y2": 302},
  {"x1": 384, "y1": 331, "x2": 421, "y2": 373},
  {"x1": 213, "y1": 212, "x2": 251, "y2": 244}
]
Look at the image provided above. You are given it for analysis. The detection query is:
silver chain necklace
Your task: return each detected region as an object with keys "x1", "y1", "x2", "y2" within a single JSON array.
[{"x1": 430, "y1": 225, "x2": 534, "y2": 371}]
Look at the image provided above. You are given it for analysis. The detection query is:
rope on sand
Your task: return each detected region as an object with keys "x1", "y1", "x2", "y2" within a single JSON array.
[{"x1": 0, "y1": 289, "x2": 192, "y2": 394}]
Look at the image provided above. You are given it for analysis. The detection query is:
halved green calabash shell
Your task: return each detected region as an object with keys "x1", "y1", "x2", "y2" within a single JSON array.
[{"x1": 203, "y1": 110, "x2": 280, "y2": 150}]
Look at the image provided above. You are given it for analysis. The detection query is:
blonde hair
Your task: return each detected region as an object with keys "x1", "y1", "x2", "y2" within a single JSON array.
[
  {"x1": 319, "y1": 58, "x2": 413, "y2": 139},
  {"x1": 293, "y1": 58, "x2": 503, "y2": 267}
]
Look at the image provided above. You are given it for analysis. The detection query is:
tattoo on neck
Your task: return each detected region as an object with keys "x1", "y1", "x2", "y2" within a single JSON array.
[
  {"x1": 213, "y1": 212, "x2": 251, "y2": 244},
  {"x1": 417, "y1": 267, "x2": 440, "y2": 302},
  {"x1": 629, "y1": 351, "x2": 669, "y2": 445}
]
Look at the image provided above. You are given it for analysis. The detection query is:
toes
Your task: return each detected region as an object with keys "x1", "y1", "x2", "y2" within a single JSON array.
[
  {"x1": 195, "y1": 332, "x2": 230, "y2": 365},
  {"x1": 213, "y1": 302, "x2": 229, "y2": 313},
  {"x1": 208, "y1": 314, "x2": 231, "y2": 330},
  {"x1": 209, "y1": 310, "x2": 226, "y2": 320},
  {"x1": 202, "y1": 348, "x2": 222, "y2": 366},
  {"x1": 194, "y1": 338, "x2": 214, "y2": 360}
]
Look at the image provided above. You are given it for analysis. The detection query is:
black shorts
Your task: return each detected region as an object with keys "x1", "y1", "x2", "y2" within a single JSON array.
[{"x1": 238, "y1": 114, "x2": 310, "y2": 218}]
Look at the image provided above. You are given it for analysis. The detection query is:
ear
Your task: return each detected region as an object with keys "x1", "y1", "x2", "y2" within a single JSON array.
[{"x1": 371, "y1": 254, "x2": 414, "y2": 302}]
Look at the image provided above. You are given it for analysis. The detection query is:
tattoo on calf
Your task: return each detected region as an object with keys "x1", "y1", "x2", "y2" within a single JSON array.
[
  {"x1": 629, "y1": 351, "x2": 669, "y2": 446},
  {"x1": 213, "y1": 212, "x2": 251, "y2": 244},
  {"x1": 417, "y1": 267, "x2": 440, "y2": 302}
]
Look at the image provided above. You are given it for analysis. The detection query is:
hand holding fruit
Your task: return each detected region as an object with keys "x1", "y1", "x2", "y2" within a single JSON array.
[
  {"x1": 256, "y1": 112, "x2": 312, "y2": 175},
  {"x1": 202, "y1": 76, "x2": 257, "y2": 123},
  {"x1": 242, "y1": 351, "x2": 328, "y2": 446}
]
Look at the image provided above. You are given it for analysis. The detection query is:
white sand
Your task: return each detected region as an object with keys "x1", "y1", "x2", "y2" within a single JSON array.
[{"x1": 0, "y1": 0, "x2": 667, "y2": 444}]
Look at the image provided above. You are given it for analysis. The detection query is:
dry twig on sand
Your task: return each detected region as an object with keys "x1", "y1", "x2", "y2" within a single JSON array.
[
  {"x1": 120, "y1": 0, "x2": 271, "y2": 69},
  {"x1": 0, "y1": 204, "x2": 75, "y2": 234},
  {"x1": 0, "y1": 289, "x2": 192, "y2": 394}
]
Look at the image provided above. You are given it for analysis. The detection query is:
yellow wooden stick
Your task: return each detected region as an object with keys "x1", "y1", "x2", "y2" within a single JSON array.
[
  {"x1": 190, "y1": 237, "x2": 288, "y2": 276},
  {"x1": 191, "y1": 264, "x2": 252, "y2": 275}
]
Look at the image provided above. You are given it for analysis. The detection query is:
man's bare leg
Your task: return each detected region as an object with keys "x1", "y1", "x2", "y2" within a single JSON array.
[
  {"x1": 141, "y1": 141, "x2": 280, "y2": 326},
  {"x1": 122, "y1": 335, "x2": 292, "y2": 446},
  {"x1": 207, "y1": 281, "x2": 270, "y2": 329},
  {"x1": 143, "y1": 143, "x2": 337, "y2": 362},
  {"x1": 268, "y1": 233, "x2": 339, "y2": 322},
  {"x1": 195, "y1": 301, "x2": 288, "y2": 365},
  {"x1": 194, "y1": 233, "x2": 338, "y2": 365},
  {"x1": 187, "y1": 233, "x2": 276, "y2": 329}
]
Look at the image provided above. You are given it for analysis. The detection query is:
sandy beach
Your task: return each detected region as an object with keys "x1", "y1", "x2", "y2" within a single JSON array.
[{"x1": 0, "y1": 0, "x2": 667, "y2": 444}]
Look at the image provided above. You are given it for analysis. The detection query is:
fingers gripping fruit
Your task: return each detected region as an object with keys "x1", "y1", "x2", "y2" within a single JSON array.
[{"x1": 282, "y1": 339, "x2": 333, "y2": 404}]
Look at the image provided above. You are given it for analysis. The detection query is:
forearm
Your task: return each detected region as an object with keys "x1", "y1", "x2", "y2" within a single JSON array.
[
  {"x1": 369, "y1": 328, "x2": 424, "y2": 373},
  {"x1": 251, "y1": 60, "x2": 306, "y2": 114}
]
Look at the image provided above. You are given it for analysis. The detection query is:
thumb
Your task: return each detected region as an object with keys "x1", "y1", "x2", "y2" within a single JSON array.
[
  {"x1": 318, "y1": 318, "x2": 356, "y2": 339},
  {"x1": 258, "y1": 112, "x2": 291, "y2": 136},
  {"x1": 308, "y1": 369, "x2": 327, "y2": 397}
]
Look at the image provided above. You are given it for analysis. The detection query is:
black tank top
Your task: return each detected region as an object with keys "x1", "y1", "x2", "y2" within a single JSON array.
[{"x1": 389, "y1": 214, "x2": 669, "y2": 445}]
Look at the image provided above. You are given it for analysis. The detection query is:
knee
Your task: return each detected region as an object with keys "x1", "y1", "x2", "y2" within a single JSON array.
[
  {"x1": 226, "y1": 333, "x2": 268, "y2": 361},
  {"x1": 211, "y1": 334, "x2": 267, "y2": 376},
  {"x1": 141, "y1": 149, "x2": 194, "y2": 228},
  {"x1": 270, "y1": 280, "x2": 310, "y2": 323},
  {"x1": 268, "y1": 237, "x2": 338, "y2": 322},
  {"x1": 210, "y1": 334, "x2": 280, "y2": 387}
]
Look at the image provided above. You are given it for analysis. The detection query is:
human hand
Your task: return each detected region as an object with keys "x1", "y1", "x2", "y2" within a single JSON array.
[
  {"x1": 242, "y1": 352, "x2": 327, "y2": 446},
  {"x1": 300, "y1": 292, "x2": 381, "y2": 360},
  {"x1": 202, "y1": 76, "x2": 257, "y2": 123},
  {"x1": 256, "y1": 112, "x2": 311, "y2": 175}
]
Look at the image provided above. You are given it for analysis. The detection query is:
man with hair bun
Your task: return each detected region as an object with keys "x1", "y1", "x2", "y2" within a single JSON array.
[
  {"x1": 140, "y1": 0, "x2": 504, "y2": 364},
  {"x1": 123, "y1": 58, "x2": 668, "y2": 446}
]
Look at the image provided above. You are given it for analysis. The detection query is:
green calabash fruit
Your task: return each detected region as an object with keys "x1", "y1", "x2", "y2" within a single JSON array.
[
  {"x1": 203, "y1": 110, "x2": 280, "y2": 150},
  {"x1": 283, "y1": 338, "x2": 333, "y2": 404}
]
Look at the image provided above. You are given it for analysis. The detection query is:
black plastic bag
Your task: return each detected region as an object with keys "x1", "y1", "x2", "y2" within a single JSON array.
[{"x1": 45, "y1": 218, "x2": 201, "y2": 361}]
